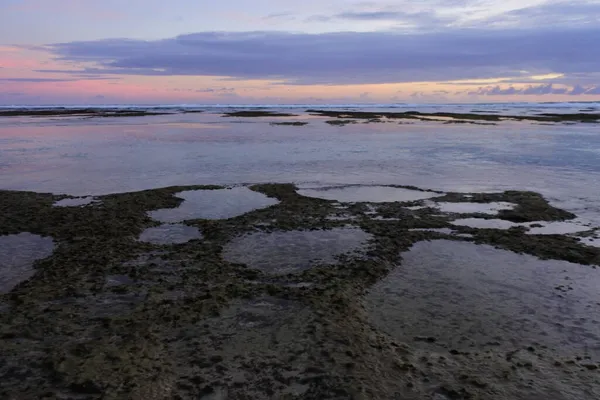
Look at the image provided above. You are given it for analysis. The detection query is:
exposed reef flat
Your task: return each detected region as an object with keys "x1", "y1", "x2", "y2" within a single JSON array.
[
  {"x1": 223, "y1": 111, "x2": 298, "y2": 117},
  {"x1": 270, "y1": 121, "x2": 309, "y2": 126},
  {"x1": 3, "y1": 108, "x2": 598, "y2": 124},
  {"x1": 0, "y1": 109, "x2": 171, "y2": 118},
  {"x1": 307, "y1": 109, "x2": 600, "y2": 123},
  {"x1": 325, "y1": 119, "x2": 358, "y2": 126},
  {"x1": 1, "y1": 183, "x2": 599, "y2": 399}
]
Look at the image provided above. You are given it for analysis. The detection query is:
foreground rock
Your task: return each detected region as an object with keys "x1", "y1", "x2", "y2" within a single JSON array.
[{"x1": 0, "y1": 183, "x2": 599, "y2": 399}]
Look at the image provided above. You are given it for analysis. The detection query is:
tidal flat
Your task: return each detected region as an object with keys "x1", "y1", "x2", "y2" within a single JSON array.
[{"x1": 1, "y1": 183, "x2": 600, "y2": 399}]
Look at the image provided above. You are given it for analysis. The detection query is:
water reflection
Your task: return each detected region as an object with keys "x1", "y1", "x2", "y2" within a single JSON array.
[
  {"x1": 0, "y1": 233, "x2": 55, "y2": 293},
  {"x1": 1, "y1": 112, "x2": 600, "y2": 227}
]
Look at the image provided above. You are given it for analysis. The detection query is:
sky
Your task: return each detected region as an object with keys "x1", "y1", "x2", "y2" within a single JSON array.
[{"x1": 1, "y1": 0, "x2": 600, "y2": 104}]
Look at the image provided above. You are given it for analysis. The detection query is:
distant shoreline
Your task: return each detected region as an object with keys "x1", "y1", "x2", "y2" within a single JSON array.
[{"x1": 1, "y1": 107, "x2": 598, "y2": 123}]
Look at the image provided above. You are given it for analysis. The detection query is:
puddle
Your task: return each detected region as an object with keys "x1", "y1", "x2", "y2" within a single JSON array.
[
  {"x1": 138, "y1": 223, "x2": 203, "y2": 244},
  {"x1": 451, "y1": 218, "x2": 594, "y2": 235},
  {"x1": 365, "y1": 240, "x2": 600, "y2": 354},
  {"x1": 580, "y1": 237, "x2": 600, "y2": 248},
  {"x1": 430, "y1": 201, "x2": 516, "y2": 214},
  {"x1": 297, "y1": 185, "x2": 441, "y2": 203},
  {"x1": 223, "y1": 228, "x2": 372, "y2": 274},
  {"x1": 450, "y1": 218, "x2": 519, "y2": 230},
  {"x1": 53, "y1": 196, "x2": 99, "y2": 207},
  {"x1": 365, "y1": 205, "x2": 377, "y2": 214},
  {"x1": 527, "y1": 221, "x2": 593, "y2": 235},
  {"x1": 149, "y1": 187, "x2": 279, "y2": 222},
  {"x1": 0, "y1": 233, "x2": 55, "y2": 293}
]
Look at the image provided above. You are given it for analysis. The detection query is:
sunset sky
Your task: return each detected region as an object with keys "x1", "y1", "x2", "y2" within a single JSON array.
[{"x1": 1, "y1": 0, "x2": 599, "y2": 104}]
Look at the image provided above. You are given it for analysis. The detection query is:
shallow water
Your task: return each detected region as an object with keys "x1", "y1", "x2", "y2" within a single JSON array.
[
  {"x1": 53, "y1": 196, "x2": 98, "y2": 207},
  {"x1": 1, "y1": 111, "x2": 600, "y2": 229},
  {"x1": 451, "y1": 217, "x2": 593, "y2": 234},
  {"x1": 223, "y1": 228, "x2": 372, "y2": 274},
  {"x1": 583, "y1": 238, "x2": 600, "y2": 248},
  {"x1": 298, "y1": 185, "x2": 440, "y2": 203},
  {"x1": 450, "y1": 218, "x2": 524, "y2": 230},
  {"x1": 527, "y1": 220, "x2": 594, "y2": 235},
  {"x1": 365, "y1": 240, "x2": 600, "y2": 354},
  {"x1": 0, "y1": 233, "x2": 55, "y2": 293},
  {"x1": 138, "y1": 224, "x2": 203, "y2": 244},
  {"x1": 148, "y1": 187, "x2": 279, "y2": 222},
  {"x1": 430, "y1": 201, "x2": 516, "y2": 214}
]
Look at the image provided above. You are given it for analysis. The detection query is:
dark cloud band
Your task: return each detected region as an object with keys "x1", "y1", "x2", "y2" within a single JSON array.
[{"x1": 41, "y1": 26, "x2": 600, "y2": 86}]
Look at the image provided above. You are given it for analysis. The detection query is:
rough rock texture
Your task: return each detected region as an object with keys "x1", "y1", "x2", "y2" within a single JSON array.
[{"x1": 1, "y1": 183, "x2": 599, "y2": 399}]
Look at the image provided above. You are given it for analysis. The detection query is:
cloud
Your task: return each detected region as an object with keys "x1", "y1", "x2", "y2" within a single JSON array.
[
  {"x1": 307, "y1": 1, "x2": 600, "y2": 29},
  {"x1": 410, "y1": 90, "x2": 451, "y2": 100},
  {"x1": 585, "y1": 86, "x2": 600, "y2": 94},
  {"x1": 469, "y1": 83, "x2": 600, "y2": 96},
  {"x1": 484, "y1": 1, "x2": 600, "y2": 27},
  {"x1": 39, "y1": 26, "x2": 600, "y2": 86},
  {"x1": 310, "y1": 9, "x2": 450, "y2": 28},
  {"x1": 0, "y1": 78, "x2": 71, "y2": 82},
  {"x1": 264, "y1": 12, "x2": 295, "y2": 20},
  {"x1": 195, "y1": 87, "x2": 236, "y2": 93},
  {"x1": 569, "y1": 85, "x2": 588, "y2": 95},
  {"x1": 0, "y1": 77, "x2": 115, "y2": 82},
  {"x1": 336, "y1": 11, "x2": 406, "y2": 20}
]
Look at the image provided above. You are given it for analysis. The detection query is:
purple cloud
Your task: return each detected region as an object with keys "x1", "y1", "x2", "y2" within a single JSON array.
[
  {"x1": 585, "y1": 86, "x2": 600, "y2": 94},
  {"x1": 40, "y1": 26, "x2": 600, "y2": 85},
  {"x1": 486, "y1": 1, "x2": 600, "y2": 27},
  {"x1": 470, "y1": 84, "x2": 600, "y2": 96}
]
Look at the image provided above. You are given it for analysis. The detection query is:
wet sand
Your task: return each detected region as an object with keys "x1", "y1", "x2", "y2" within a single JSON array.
[{"x1": 1, "y1": 183, "x2": 599, "y2": 399}]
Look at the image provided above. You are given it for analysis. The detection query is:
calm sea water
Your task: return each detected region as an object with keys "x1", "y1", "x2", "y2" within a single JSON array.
[{"x1": 1, "y1": 103, "x2": 600, "y2": 226}]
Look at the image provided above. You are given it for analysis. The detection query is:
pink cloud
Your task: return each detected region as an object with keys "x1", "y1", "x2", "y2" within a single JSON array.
[
  {"x1": 0, "y1": 78, "x2": 214, "y2": 104},
  {"x1": 0, "y1": 46, "x2": 60, "y2": 69}
]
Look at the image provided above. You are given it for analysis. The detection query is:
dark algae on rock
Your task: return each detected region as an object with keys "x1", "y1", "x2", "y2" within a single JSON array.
[
  {"x1": 307, "y1": 109, "x2": 600, "y2": 123},
  {"x1": 0, "y1": 108, "x2": 170, "y2": 118},
  {"x1": 222, "y1": 111, "x2": 298, "y2": 117},
  {"x1": 270, "y1": 121, "x2": 309, "y2": 126},
  {"x1": 1, "y1": 184, "x2": 599, "y2": 399}
]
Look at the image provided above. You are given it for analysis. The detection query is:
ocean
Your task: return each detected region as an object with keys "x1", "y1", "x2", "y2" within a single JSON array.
[{"x1": 1, "y1": 102, "x2": 600, "y2": 224}]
